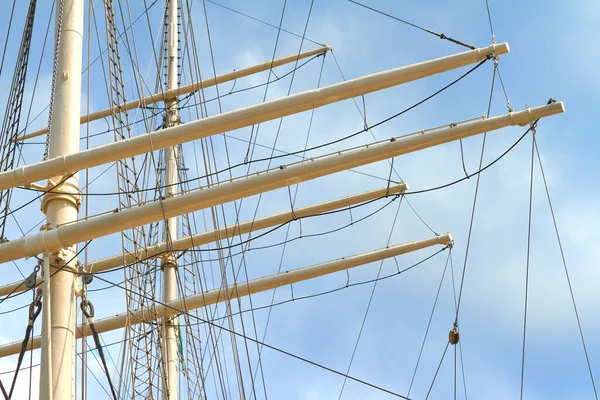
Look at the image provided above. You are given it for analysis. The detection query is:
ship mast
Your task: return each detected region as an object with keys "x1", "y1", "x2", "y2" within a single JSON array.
[
  {"x1": 39, "y1": 0, "x2": 84, "y2": 398},
  {"x1": 161, "y1": 0, "x2": 181, "y2": 397},
  {"x1": 0, "y1": 2, "x2": 567, "y2": 395}
]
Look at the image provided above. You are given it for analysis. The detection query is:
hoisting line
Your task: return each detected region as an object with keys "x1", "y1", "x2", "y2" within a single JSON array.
[
  {"x1": 0, "y1": 269, "x2": 42, "y2": 400},
  {"x1": 80, "y1": 299, "x2": 118, "y2": 400}
]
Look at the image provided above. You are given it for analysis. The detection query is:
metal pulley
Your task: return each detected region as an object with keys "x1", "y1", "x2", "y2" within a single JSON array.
[
  {"x1": 81, "y1": 273, "x2": 93, "y2": 285},
  {"x1": 24, "y1": 264, "x2": 41, "y2": 289},
  {"x1": 448, "y1": 328, "x2": 460, "y2": 345}
]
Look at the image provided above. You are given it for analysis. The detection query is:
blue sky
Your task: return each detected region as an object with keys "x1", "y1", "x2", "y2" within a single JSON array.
[{"x1": 0, "y1": 0, "x2": 598, "y2": 399}]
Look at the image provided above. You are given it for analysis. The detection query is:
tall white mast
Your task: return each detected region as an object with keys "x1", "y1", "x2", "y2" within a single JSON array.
[
  {"x1": 39, "y1": 0, "x2": 84, "y2": 398},
  {"x1": 162, "y1": 0, "x2": 181, "y2": 398}
]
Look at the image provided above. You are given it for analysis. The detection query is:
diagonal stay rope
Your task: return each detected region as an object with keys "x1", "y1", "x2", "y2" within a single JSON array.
[
  {"x1": 90, "y1": 273, "x2": 413, "y2": 399},
  {"x1": 533, "y1": 137, "x2": 598, "y2": 399},
  {"x1": 80, "y1": 299, "x2": 118, "y2": 400},
  {"x1": 519, "y1": 126, "x2": 536, "y2": 400},
  {"x1": 348, "y1": 0, "x2": 476, "y2": 49}
]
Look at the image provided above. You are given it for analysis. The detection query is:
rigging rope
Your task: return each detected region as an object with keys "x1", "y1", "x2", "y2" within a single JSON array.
[
  {"x1": 407, "y1": 251, "x2": 452, "y2": 396},
  {"x1": 0, "y1": 0, "x2": 17, "y2": 78},
  {"x1": 348, "y1": 0, "x2": 476, "y2": 50},
  {"x1": 519, "y1": 122, "x2": 537, "y2": 400},
  {"x1": 533, "y1": 138, "x2": 598, "y2": 398},
  {"x1": 206, "y1": 0, "x2": 325, "y2": 47},
  {"x1": 452, "y1": 64, "x2": 498, "y2": 326},
  {"x1": 337, "y1": 195, "x2": 404, "y2": 399},
  {"x1": 91, "y1": 272, "x2": 414, "y2": 399},
  {"x1": 7, "y1": 289, "x2": 42, "y2": 399},
  {"x1": 80, "y1": 299, "x2": 119, "y2": 400},
  {"x1": 425, "y1": 342, "x2": 450, "y2": 400},
  {"x1": 0, "y1": 0, "x2": 38, "y2": 241},
  {"x1": 15, "y1": 56, "x2": 488, "y2": 201}
]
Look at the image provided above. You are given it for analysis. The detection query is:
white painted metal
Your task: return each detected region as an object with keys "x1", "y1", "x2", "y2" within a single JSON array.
[
  {"x1": 162, "y1": 1, "x2": 179, "y2": 397},
  {"x1": 0, "y1": 42, "x2": 510, "y2": 191},
  {"x1": 39, "y1": 0, "x2": 84, "y2": 398},
  {"x1": 0, "y1": 184, "x2": 408, "y2": 297},
  {"x1": 40, "y1": 254, "x2": 53, "y2": 400},
  {"x1": 0, "y1": 102, "x2": 564, "y2": 264},
  {"x1": 0, "y1": 234, "x2": 452, "y2": 357},
  {"x1": 15, "y1": 47, "x2": 330, "y2": 142}
]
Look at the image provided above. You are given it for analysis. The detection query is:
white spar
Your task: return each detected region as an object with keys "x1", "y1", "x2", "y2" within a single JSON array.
[
  {"x1": 14, "y1": 46, "x2": 330, "y2": 142},
  {"x1": 0, "y1": 184, "x2": 408, "y2": 297},
  {"x1": 0, "y1": 234, "x2": 452, "y2": 358},
  {"x1": 0, "y1": 102, "x2": 564, "y2": 264},
  {"x1": 0, "y1": 42, "x2": 510, "y2": 191}
]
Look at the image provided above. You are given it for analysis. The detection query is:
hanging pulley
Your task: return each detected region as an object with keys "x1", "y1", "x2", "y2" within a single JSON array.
[
  {"x1": 24, "y1": 263, "x2": 41, "y2": 289},
  {"x1": 448, "y1": 328, "x2": 460, "y2": 345}
]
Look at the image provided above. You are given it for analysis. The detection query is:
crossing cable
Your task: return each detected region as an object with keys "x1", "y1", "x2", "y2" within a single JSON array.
[
  {"x1": 4, "y1": 118, "x2": 540, "y2": 299},
  {"x1": 80, "y1": 298, "x2": 118, "y2": 400},
  {"x1": 0, "y1": 248, "x2": 444, "y2": 380},
  {"x1": 337, "y1": 195, "x2": 404, "y2": 399},
  {"x1": 8, "y1": 0, "x2": 55, "y2": 208},
  {"x1": 244, "y1": 0, "x2": 288, "y2": 161},
  {"x1": 519, "y1": 124, "x2": 536, "y2": 400},
  {"x1": 348, "y1": 0, "x2": 476, "y2": 50},
  {"x1": 43, "y1": 193, "x2": 400, "y2": 396},
  {"x1": 246, "y1": 35, "x2": 323, "y2": 394},
  {"x1": 198, "y1": 2, "x2": 316, "y2": 396},
  {"x1": 3, "y1": 171, "x2": 77, "y2": 218},
  {"x1": 17, "y1": 0, "x2": 161, "y2": 136},
  {"x1": 0, "y1": 249, "x2": 446, "y2": 395},
  {"x1": 172, "y1": 5, "x2": 234, "y2": 395},
  {"x1": 407, "y1": 251, "x2": 452, "y2": 397},
  {"x1": 0, "y1": 239, "x2": 91, "y2": 308},
  {"x1": 0, "y1": 0, "x2": 38, "y2": 241},
  {"x1": 16, "y1": 57, "x2": 489, "y2": 199},
  {"x1": 202, "y1": 247, "x2": 448, "y2": 323},
  {"x1": 328, "y1": 49, "x2": 441, "y2": 237},
  {"x1": 205, "y1": 0, "x2": 326, "y2": 47},
  {"x1": 452, "y1": 63, "x2": 497, "y2": 324},
  {"x1": 169, "y1": 8, "x2": 240, "y2": 395},
  {"x1": 5, "y1": 289, "x2": 42, "y2": 400},
  {"x1": 403, "y1": 121, "x2": 534, "y2": 196},
  {"x1": 200, "y1": 1, "x2": 258, "y2": 395},
  {"x1": 425, "y1": 342, "x2": 450, "y2": 400},
  {"x1": 0, "y1": 0, "x2": 17, "y2": 78},
  {"x1": 449, "y1": 250, "x2": 468, "y2": 400},
  {"x1": 90, "y1": 273, "x2": 414, "y2": 400},
  {"x1": 4, "y1": 116, "x2": 534, "y2": 278},
  {"x1": 484, "y1": 0, "x2": 496, "y2": 43},
  {"x1": 53, "y1": 194, "x2": 397, "y2": 284},
  {"x1": 533, "y1": 137, "x2": 598, "y2": 399},
  {"x1": 180, "y1": 4, "x2": 239, "y2": 397}
]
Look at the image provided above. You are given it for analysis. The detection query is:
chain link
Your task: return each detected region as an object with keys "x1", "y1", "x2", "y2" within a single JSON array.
[{"x1": 44, "y1": 0, "x2": 66, "y2": 161}]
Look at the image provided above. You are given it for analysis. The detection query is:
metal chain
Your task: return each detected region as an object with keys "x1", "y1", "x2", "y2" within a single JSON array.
[{"x1": 44, "y1": 0, "x2": 66, "y2": 161}]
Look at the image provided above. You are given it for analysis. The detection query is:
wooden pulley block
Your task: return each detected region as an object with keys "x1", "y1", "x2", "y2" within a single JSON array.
[{"x1": 448, "y1": 329, "x2": 459, "y2": 345}]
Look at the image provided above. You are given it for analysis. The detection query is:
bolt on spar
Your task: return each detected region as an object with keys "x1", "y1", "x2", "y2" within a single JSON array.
[{"x1": 0, "y1": 1, "x2": 564, "y2": 398}]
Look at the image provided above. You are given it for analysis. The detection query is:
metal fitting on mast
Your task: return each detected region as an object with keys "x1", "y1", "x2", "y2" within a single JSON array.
[{"x1": 39, "y1": 177, "x2": 82, "y2": 214}]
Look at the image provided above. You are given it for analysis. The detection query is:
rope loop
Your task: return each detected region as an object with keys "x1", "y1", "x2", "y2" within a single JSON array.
[
  {"x1": 80, "y1": 299, "x2": 95, "y2": 319},
  {"x1": 28, "y1": 292, "x2": 42, "y2": 321}
]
